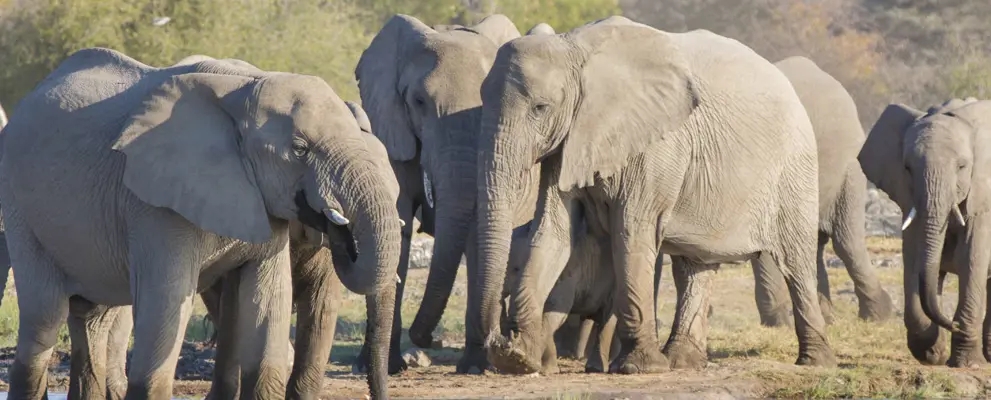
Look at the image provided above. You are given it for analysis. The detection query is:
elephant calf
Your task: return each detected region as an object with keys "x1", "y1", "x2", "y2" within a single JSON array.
[{"x1": 860, "y1": 97, "x2": 991, "y2": 368}]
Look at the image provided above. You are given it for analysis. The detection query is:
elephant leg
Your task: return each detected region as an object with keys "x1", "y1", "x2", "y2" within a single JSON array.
[
  {"x1": 290, "y1": 251, "x2": 343, "y2": 399},
  {"x1": 608, "y1": 219, "x2": 667, "y2": 375},
  {"x1": 67, "y1": 297, "x2": 115, "y2": 400},
  {"x1": 127, "y1": 291, "x2": 194, "y2": 398},
  {"x1": 947, "y1": 221, "x2": 990, "y2": 368},
  {"x1": 586, "y1": 314, "x2": 616, "y2": 373},
  {"x1": 235, "y1": 255, "x2": 293, "y2": 399},
  {"x1": 458, "y1": 226, "x2": 489, "y2": 374},
  {"x1": 815, "y1": 232, "x2": 834, "y2": 325},
  {"x1": 662, "y1": 258, "x2": 715, "y2": 369},
  {"x1": 751, "y1": 251, "x2": 792, "y2": 327},
  {"x1": 575, "y1": 318, "x2": 595, "y2": 360},
  {"x1": 654, "y1": 254, "x2": 664, "y2": 339},
  {"x1": 830, "y1": 169, "x2": 893, "y2": 322},
  {"x1": 540, "y1": 311, "x2": 568, "y2": 374},
  {"x1": 205, "y1": 278, "x2": 240, "y2": 400},
  {"x1": 106, "y1": 307, "x2": 132, "y2": 400},
  {"x1": 776, "y1": 243, "x2": 837, "y2": 366},
  {"x1": 902, "y1": 225, "x2": 949, "y2": 365},
  {"x1": 984, "y1": 279, "x2": 991, "y2": 363},
  {"x1": 356, "y1": 199, "x2": 414, "y2": 375},
  {"x1": 8, "y1": 230, "x2": 70, "y2": 400},
  {"x1": 553, "y1": 314, "x2": 582, "y2": 359}
]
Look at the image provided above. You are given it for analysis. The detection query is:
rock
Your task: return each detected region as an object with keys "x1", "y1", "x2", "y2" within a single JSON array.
[
  {"x1": 408, "y1": 237, "x2": 434, "y2": 269},
  {"x1": 865, "y1": 187, "x2": 903, "y2": 237},
  {"x1": 402, "y1": 347, "x2": 432, "y2": 368}
]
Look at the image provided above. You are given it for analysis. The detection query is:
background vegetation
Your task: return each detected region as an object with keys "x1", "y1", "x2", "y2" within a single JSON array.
[{"x1": 3, "y1": 0, "x2": 988, "y2": 123}]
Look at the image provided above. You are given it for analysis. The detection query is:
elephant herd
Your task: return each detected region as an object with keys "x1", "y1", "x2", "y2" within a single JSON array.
[{"x1": 0, "y1": 12, "x2": 987, "y2": 400}]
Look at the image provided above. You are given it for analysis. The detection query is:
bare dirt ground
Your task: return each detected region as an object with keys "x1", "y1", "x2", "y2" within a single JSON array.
[{"x1": 2, "y1": 236, "x2": 991, "y2": 399}]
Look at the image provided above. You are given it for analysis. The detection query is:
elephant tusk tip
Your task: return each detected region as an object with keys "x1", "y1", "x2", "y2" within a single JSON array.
[
  {"x1": 398, "y1": 218, "x2": 406, "y2": 227},
  {"x1": 395, "y1": 273, "x2": 402, "y2": 284},
  {"x1": 325, "y1": 209, "x2": 350, "y2": 225},
  {"x1": 901, "y1": 207, "x2": 917, "y2": 230}
]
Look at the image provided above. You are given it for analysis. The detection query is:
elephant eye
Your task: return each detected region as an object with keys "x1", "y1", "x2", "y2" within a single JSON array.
[
  {"x1": 414, "y1": 96, "x2": 425, "y2": 107},
  {"x1": 291, "y1": 139, "x2": 309, "y2": 158},
  {"x1": 959, "y1": 162, "x2": 967, "y2": 170},
  {"x1": 533, "y1": 104, "x2": 549, "y2": 114}
]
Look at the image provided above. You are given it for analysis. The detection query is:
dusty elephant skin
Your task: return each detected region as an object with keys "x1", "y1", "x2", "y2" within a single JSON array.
[
  {"x1": 859, "y1": 98, "x2": 991, "y2": 368},
  {"x1": 745, "y1": 56, "x2": 895, "y2": 327},
  {"x1": 355, "y1": 13, "x2": 545, "y2": 374},
  {"x1": 476, "y1": 17, "x2": 835, "y2": 375},
  {"x1": 0, "y1": 48, "x2": 401, "y2": 399}
]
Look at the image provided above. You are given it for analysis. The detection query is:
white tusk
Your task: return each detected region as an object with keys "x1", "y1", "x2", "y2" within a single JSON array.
[
  {"x1": 953, "y1": 204, "x2": 966, "y2": 227},
  {"x1": 326, "y1": 209, "x2": 349, "y2": 225},
  {"x1": 423, "y1": 170, "x2": 435, "y2": 209},
  {"x1": 901, "y1": 207, "x2": 916, "y2": 231},
  {"x1": 398, "y1": 219, "x2": 406, "y2": 227},
  {"x1": 395, "y1": 273, "x2": 402, "y2": 284}
]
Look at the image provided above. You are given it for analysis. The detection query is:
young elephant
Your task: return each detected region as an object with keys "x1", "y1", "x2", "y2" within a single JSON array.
[
  {"x1": 0, "y1": 48, "x2": 401, "y2": 398},
  {"x1": 748, "y1": 56, "x2": 894, "y2": 326},
  {"x1": 859, "y1": 98, "x2": 991, "y2": 368},
  {"x1": 480, "y1": 17, "x2": 834, "y2": 375}
]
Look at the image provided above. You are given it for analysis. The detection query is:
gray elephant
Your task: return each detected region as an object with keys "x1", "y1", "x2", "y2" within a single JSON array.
[
  {"x1": 355, "y1": 13, "x2": 541, "y2": 373},
  {"x1": 747, "y1": 56, "x2": 895, "y2": 326},
  {"x1": 0, "y1": 48, "x2": 401, "y2": 398},
  {"x1": 478, "y1": 16, "x2": 835, "y2": 374},
  {"x1": 859, "y1": 98, "x2": 991, "y2": 368}
]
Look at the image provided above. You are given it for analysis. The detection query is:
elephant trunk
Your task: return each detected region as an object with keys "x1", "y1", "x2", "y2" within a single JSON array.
[
  {"x1": 476, "y1": 117, "x2": 535, "y2": 366},
  {"x1": 917, "y1": 177, "x2": 955, "y2": 331},
  {"x1": 331, "y1": 159, "x2": 403, "y2": 297},
  {"x1": 409, "y1": 139, "x2": 479, "y2": 348},
  {"x1": 365, "y1": 281, "x2": 396, "y2": 399}
]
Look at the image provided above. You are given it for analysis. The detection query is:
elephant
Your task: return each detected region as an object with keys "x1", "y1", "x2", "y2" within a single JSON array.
[
  {"x1": 355, "y1": 13, "x2": 540, "y2": 374},
  {"x1": 0, "y1": 100, "x2": 7, "y2": 128},
  {"x1": 0, "y1": 47, "x2": 401, "y2": 399},
  {"x1": 859, "y1": 97, "x2": 991, "y2": 368},
  {"x1": 745, "y1": 56, "x2": 895, "y2": 326},
  {"x1": 477, "y1": 16, "x2": 835, "y2": 375}
]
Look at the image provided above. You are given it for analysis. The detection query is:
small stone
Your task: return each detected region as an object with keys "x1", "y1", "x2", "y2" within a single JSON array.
[{"x1": 402, "y1": 347, "x2": 432, "y2": 368}]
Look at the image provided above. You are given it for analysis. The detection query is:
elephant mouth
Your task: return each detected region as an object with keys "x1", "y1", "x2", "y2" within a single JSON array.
[
  {"x1": 485, "y1": 332, "x2": 541, "y2": 375},
  {"x1": 294, "y1": 191, "x2": 358, "y2": 261}
]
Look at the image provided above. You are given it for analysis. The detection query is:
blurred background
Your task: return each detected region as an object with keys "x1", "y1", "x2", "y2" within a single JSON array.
[{"x1": 1, "y1": 0, "x2": 989, "y2": 130}]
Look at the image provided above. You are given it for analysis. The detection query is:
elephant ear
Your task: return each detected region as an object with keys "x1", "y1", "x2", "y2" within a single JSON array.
[
  {"x1": 113, "y1": 73, "x2": 272, "y2": 244},
  {"x1": 344, "y1": 100, "x2": 372, "y2": 134},
  {"x1": 470, "y1": 14, "x2": 521, "y2": 46},
  {"x1": 356, "y1": 14, "x2": 434, "y2": 162},
  {"x1": 858, "y1": 103, "x2": 924, "y2": 210},
  {"x1": 954, "y1": 102, "x2": 991, "y2": 217},
  {"x1": 558, "y1": 21, "x2": 697, "y2": 190}
]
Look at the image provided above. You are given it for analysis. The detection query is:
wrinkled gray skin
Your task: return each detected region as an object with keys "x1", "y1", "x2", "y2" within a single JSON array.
[
  {"x1": 0, "y1": 48, "x2": 401, "y2": 399},
  {"x1": 355, "y1": 14, "x2": 539, "y2": 374},
  {"x1": 479, "y1": 17, "x2": 835, "y2": 375},
  {"x1": 860, "y1": 98, "x2": 991, "y2": 368},
  {"x1": 748, "y1": 56, "x2": 895, "y2": 327}
]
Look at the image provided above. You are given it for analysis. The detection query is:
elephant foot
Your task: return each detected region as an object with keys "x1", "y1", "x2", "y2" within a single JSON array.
[
  {"x1": 908, "y1": 331, "x2": 949, "y2": 365},
  {"x1": 540, "y1": 362, "x2": 560, "y2": 375},
  {"x1": 609, "y1": 340, "x2": 669, "y2": 374},
  {"x1": 584, "y1": 361, "x2": 606, "y2": 373},
  {"x1": 795, "y1": 344, "x2": 837, "y2": 367},
  {"x1": 948, "y1": 350, "x2": 987, "y2": 368},
  {"x1": 485, "y1": 333, "x2": 540, "y2": 375},
  {"x1": 456, "y1": 344, "x2": 491, "y2": 374},
  {"x1": 351, "y1": 343, "x2": 408, "y2": 375},
  {"x1": 857, "y1": 290, "x2": 895, "y2": 322},
  {"x1": 662, "y1": 339, "x2": 708, "y2": 369},
  {"x1": 408, "y1": 321, "x2": 435, "y2": 349},
  {"x1": 758, "y1": 306, "x2": 793, "y2": 328}
]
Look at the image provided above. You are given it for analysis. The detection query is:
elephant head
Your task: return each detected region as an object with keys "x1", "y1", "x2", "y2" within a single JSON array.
[
  {"x1": 476, "y1": 16, "x2": 697, "y2": 356},
  {"x1": 859, "y1": 100, "x2": 991, "y2": 332},
  {"x1": 525, "y1": 23, "x2": 555, "y2": 36},
  {"x1": 355, "y1": 14, "x2": 520, "y2": 347},
  {"x1": 113, "y1": 71, "x2": 401, "y2": 296}
]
